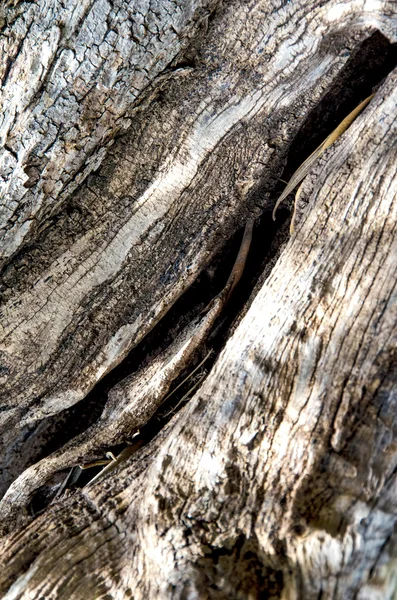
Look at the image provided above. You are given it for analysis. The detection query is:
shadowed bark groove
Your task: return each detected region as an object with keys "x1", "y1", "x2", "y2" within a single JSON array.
[{"x1": 0, "y1": 0, "x2": 396, "y2": 598}]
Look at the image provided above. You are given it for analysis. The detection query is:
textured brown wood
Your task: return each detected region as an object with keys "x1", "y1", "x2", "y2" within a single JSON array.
[
  {"x1": 0, "y1": 0, "x2": 396, "y2": 598},
  {"x1": 0, "y1": 0, "x2": 218, "y2": 265}
]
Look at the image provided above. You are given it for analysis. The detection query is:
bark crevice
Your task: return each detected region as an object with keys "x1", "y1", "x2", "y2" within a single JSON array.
[{"x1": 1, "y1": 1, "x2": 396, "y2": 597}]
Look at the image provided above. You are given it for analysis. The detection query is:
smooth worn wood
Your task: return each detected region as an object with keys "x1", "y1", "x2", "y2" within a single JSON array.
[{"x1": 0, "y1": 0, "x2": 396, "y2": 598}]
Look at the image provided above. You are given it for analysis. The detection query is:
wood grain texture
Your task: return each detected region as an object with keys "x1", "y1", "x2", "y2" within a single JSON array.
[
  {"x1": 1, "y1": 0, "x2": 395, "y2": 465},
  {"x1": 0, "y1": 0, "x2": 218, "y2": 266},
  {"x1": 0, "y1": 0, "x2": 396, "y2": 596},
  {"x1": 1, "y1": 67, "x2": 396, "y2": 600}
]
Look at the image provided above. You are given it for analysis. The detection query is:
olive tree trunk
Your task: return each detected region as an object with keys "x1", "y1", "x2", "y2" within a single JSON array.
[{"x1": 0, "y1": 0, "x2": 396, "y2": 598}]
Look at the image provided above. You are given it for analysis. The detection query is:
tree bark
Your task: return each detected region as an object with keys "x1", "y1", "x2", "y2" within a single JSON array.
[{"x1": 0, "y1": 0, "x2": 396, "y2": 598}]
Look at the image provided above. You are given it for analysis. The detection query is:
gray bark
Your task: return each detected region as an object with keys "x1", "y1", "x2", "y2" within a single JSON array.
[{"x1": 0, "y1": 0, "x2": 396, "y2": 598}]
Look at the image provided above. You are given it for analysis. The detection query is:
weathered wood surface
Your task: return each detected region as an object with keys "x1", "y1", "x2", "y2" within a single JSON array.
[
  {"x1": 1, "y1": 0, "x2": 395, "y2": 481},
  {"x1": 0, "y1": 0, "x2": 396, "y2": 597},
  {"x1": 0, "y1": 0, "x2": 218, "y2": 266}
]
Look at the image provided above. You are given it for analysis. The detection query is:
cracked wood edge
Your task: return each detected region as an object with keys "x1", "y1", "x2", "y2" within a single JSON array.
[
  {"x1": 82, "y1": 220, "x2": 254, "y2": 488},
  {"x1": 0, "y1": 219, "x2": 253, "y2": 516},
  {"x1": 1, "y1": 0, "x2": 395, "y2": 481},
  {"x1": 0, "y1": 66, "x2": 396, "y2": 600},
  {"x1": 271, "y1": 93, "x2": 374, "y2": 220}
]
